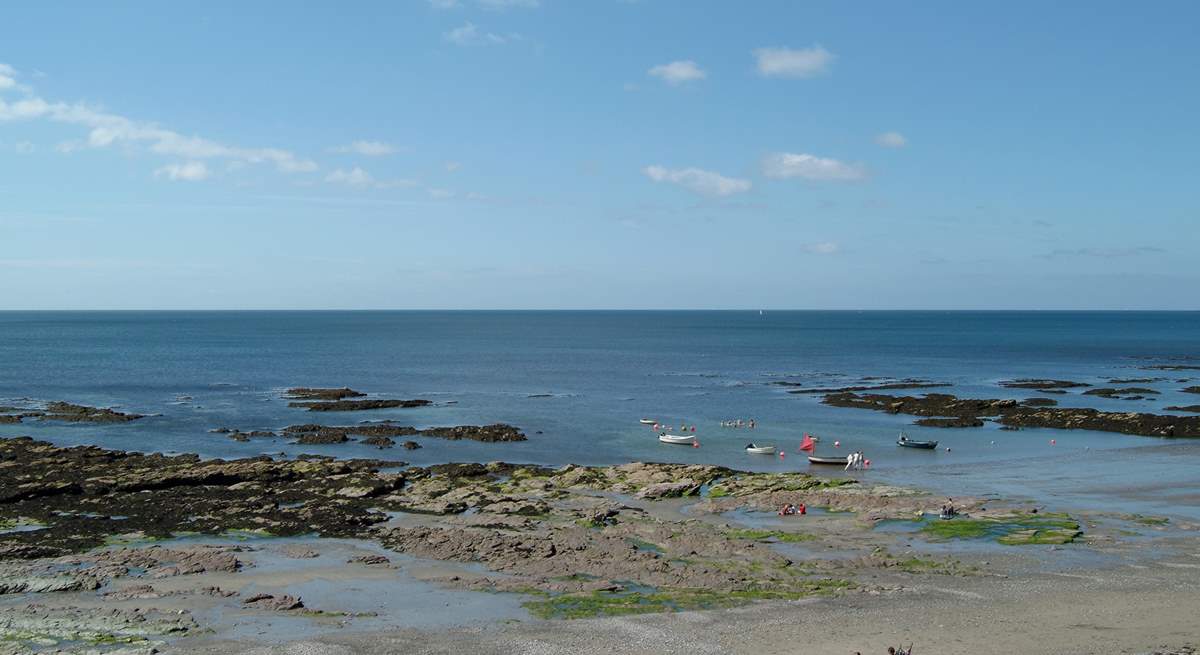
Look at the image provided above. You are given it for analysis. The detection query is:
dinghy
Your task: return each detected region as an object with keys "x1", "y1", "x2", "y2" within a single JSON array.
[
  {"x1": 745, "y1": 444, "x2": 776, "y2": 455},
  {"x1": 896, "y1": 432, "x2": 938, "y2": 449},
  {"x1": 639, "y1": 418, "x2": 657, "y2": 425},
  {"x1": 659, "y1": 433, "x2": 696, "y2": 445},
  {"x1": 807, "y1": 455, "x2": 849, "y2": 466}
]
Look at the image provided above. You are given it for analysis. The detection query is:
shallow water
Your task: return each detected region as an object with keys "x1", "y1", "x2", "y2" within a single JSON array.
[{"x1": 2, "y1": 310, "x2": 1198, "y2": 522}]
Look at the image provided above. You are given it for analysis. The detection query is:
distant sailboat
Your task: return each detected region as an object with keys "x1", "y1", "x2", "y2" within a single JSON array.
[{"x1": 759, "y1": 310, "x2": 764, "y2": 316}]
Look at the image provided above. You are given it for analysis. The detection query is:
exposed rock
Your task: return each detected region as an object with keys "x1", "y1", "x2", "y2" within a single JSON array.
[
  {"x1": 284, "y1": 387, "x2": 366, "y2": 400},
  {"x1": 0, "y1": 437, "x2": 405, "y2": 557},
  {"x1": 402, "y1": 440, "x2": 422, "y2": 450},
  {"x1": 0, "y1": 604, "x2": 196, "y2": 650},
  {"x1": 1142, "y1": 365, "x2": 1200, "y2": 371},
  {"x1": 636, "y1": 480, "x2": 701, "y2": 499},
  {"x1": 243, "y1": 593, "x2": 304, "y2": 611},
  {"x1": 1165, "y1": 405, "x2": 1200, "y2": 413},
  {"x1": 998, "y1": 379, "x2": 1090, "y2": 390},
  {"x1": 420, "y1": 424, "x2": 527, "y2": 442},
  {"x1": 289, "y1": 399, "x2": 432, "y2": 412},
  {"x1": 362, "y1": 436, "x2": 395, "y2": 448},
  {"x1": 1109, "y1": 377, "x2": 1162, "y2": 384},
  {"x1": 781, "y1": 379, "x2": 949, "y2": 394},
  {"x1": 823, "y1": 392, "x2": 1200, "y2": 438},
  {"x1": 1083, "y1": 387, "x2": 1160, "y2": 399},
  {"x1": 347, "y1": 554, "x2": 391, "y2": 567},
  {"x1": 914, "y1": 416, "x2": 985, "y2": 428},
  {"x1": 279, "y1": 423, "x2": 524, "y2": 444},
  {"x1": 1183, "y1": 386, "x2": 1200, "y2": 395},
  {"x1": 295, "y1": 432, "x2": 350, "y2": 444},
  {"x1": 1023, "y1": 397, "x2": 1058, "y2": 407},
  {"x1": 0, "y1": 401, "x2": 144, "y2": 424}
]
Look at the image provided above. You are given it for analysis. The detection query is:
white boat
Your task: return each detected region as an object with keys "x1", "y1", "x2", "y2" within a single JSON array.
[
  {"x1": 659, "y1": 433, "x2": 696, "y2": 445},
  {"x1": 639, "y1": 418, "x2": 657, "y2": 425},
  {"x1": 745, "y1": 444, "x2": 776, "y2": 455}
]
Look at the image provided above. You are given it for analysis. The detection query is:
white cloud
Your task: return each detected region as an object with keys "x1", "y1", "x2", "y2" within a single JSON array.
[
  {"x1": 0, "y1": 67, "x2": 317, "y2": 175},
  {"x1": 0, "y1": 63, "x2": 16, "y2": 91},
  {"x1": 14, "y1": 141, "x2": 34, "y2": 154},
  {"x1": 753, "y1": 45, "x2": 834, "y2": 79},
  {"x1": 642, "y1": 165, "x2": 751, "y2": 197},
  {"x1": 647, "y1": 60, "x2": 706, "y2": 85},
  {"x1": 801, "y1": 241, "x2": 839, "y2": 255},
  {"x1": 325, "y1": 167, "x2": 375, "y2": 188},
  {"x1": 445, "y1": 161, "x2": 462, "y2": 172},
  {"x1": 443, "y1": 22, "x2": 519, "y2": 46},
  {"x1": 427, "y1": 188, "x2": 455, "y2": 199},
  {"x1": 155, "y1": 161, "x2": 210, "y2": 182},
  {"x1": 478, "y1": 0, "x2": 538, "y2": 8},
  {"x1": 762, "y1": 153, "x2": 865, "y2": 181},
  {"x1": 332, "y1": 140, "x2": 397, "y2": 156},
  {"x1": 875, "y1": 131, "x2": 907, "y2": 148},
  {"x1": 429, "y1": 0, "x2": 460, "y2": 8}
]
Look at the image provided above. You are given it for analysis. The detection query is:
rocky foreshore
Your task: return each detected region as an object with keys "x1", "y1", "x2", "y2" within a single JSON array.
[{"x1": 0, "y1": 437, "x2": 996, "y2": 605}]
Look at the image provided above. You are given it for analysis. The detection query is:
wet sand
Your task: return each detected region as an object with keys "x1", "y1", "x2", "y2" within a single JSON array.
[{"x1": 178, "y1": 550, "x2": 1200, "y2": 655}]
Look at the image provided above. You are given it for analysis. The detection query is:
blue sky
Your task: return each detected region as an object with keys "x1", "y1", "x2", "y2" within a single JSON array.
[{"x1": 1, "y1": 1, "x2": 1197, "y2": 309}]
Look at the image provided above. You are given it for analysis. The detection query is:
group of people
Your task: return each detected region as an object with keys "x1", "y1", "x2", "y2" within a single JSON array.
[
  {"x1": 777, "y1": 503, "x2": 806, "y2": 516},
  {"x1": 843, "y1": 450, "x2": 867, "y2": 471},
  {"x1": 939, "y1": 498, "x2": 958, "y2": 520},
  {"x1": 719, "y1": 418, "x2": 756, "y2": 429}
]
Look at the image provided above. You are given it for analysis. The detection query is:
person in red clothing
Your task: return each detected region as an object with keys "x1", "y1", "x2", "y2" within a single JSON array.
[{"x1": 798, "y1": 503, "x2": 807, "y2": 515}]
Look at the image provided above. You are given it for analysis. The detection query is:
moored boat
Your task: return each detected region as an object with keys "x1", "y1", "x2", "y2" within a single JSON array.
[
  {"x1": 639, "y1": 418, "x2": 657, "y2": 425},
  {"x1": 807, "y1": 455, "x2": 849, "y2": 465},
  {"x1": 659, "y1": 433, "x2": 696, "y2": 445},
  {"x1": 745, "y1": 443, "x2": 776, "y2": 455},
  {"x1": 897, "y1": 432, "x2": 938, "y2": 449}
]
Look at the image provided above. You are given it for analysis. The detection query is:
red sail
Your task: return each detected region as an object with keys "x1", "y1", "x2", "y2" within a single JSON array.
[{"x1": 799, "y1": 434, "x2": 816, "y2": 452}]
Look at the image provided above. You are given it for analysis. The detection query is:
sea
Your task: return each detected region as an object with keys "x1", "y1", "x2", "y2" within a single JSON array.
[{"x1": 2, "y1": 310, "x2": 1199, "y2": 520}]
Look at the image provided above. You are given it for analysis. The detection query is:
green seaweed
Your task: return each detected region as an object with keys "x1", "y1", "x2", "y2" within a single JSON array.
[
  {"x1": 725, "y1": 528, "x2": 816, "y2": 543},
  {"x1": 523, "y1": 580, "x2": 852, "y2": 619},
  {"x1": 920, "y1": 512, "x2": 1081, "y2": 546}
]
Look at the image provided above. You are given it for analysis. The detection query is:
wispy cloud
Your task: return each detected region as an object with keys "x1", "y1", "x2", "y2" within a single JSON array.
[
  {"x1": 763, "y1": 153, "x2": 865, "y2": 181},
  {"x1": 1038, "y1": 246, "x2": 1165, "y2": 259},
  {"x1": 445, "y1": 161, "x2": 462, "y2": 172},
  {"x1": 642, "y1": 165, "x2": 751, "y2": 197},
  {"x1": 325, "y1": 167, "x2": 375, "y2": 188},
  {"x1": 332, "y1": 140, "x2": 397, "y2": 156},
  {"x1": 753, "y1": 46, "x2": 834, "y2": 78},
  {"x1": 155, "y1": 161, "x2": 210, "y2": 182},
  {"x1": 0, "y1": 65, "x2": 316, "y2": 176},
  {"x1": 647, "y1": 60, "x2": 706, "y2": 85},
  {"x1": 801, "y1": 241, "x2": 839, "y2": 255},
  {"x1": 427, "y1": 188, "x2": 455, "y2": 199},
  {"x1": 0, "y1": 63, "x2": 17, "y2": 91},
  {"x1": 443, "y1": 22, "x2": 520, "y2": 46},
  {"x1": 428, "y1": 0, "x2": 461, "y2": 8},
  {"x1": 875, "y1": 131, "x2": 907, "y2": 148}
]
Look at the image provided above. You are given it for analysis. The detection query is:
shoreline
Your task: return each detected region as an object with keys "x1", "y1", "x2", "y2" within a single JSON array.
[{"x1": 2, "y1": 436, "x2": 1198, "y2": 653}]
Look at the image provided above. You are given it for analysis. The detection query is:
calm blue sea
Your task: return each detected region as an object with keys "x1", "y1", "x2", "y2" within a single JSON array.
[{"x1": 2, "y1": 311, "x2": 1199, "y2": 518}]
